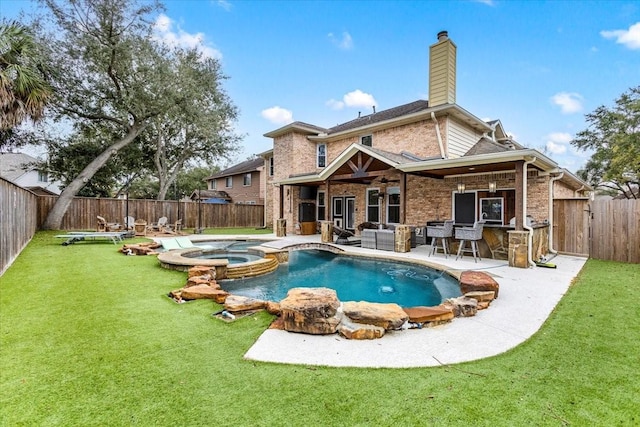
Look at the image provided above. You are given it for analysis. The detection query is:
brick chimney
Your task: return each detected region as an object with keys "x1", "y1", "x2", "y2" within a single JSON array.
[{"x1": 428, "y1": 31, "x2": 457, "y2": 106}]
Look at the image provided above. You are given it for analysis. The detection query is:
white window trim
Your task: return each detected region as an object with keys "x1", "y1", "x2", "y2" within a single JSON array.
[
  {"x1": 317, "y1": 190, "x2": 326, "y2": 221},
  {"x1": 386, "y1": 186, "x2": 400, "y2": 224},
  {"x1": 360, "y1": 134, "x2": 373, "y2": 147},
  {"x1": 317, "y1": 143, "x2": 326, "y2": 168},
  {"x1": 366, "y1": 187, "x2": 380, "y2": 222}
]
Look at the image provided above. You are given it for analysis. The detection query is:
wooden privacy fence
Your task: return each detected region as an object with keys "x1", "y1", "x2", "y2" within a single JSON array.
[
  {"x1": 590, "y1": 199, "x2": 640, "y2": 264},
  {"x1": 554, "y1": 198, "x2": 640, "y2": 263},
  {"x1": 1, "y1": 178, "x2": 38, "y2": 275},
  {"x1": 36, "y1": 196, "x2": 264, "y2": 231}
]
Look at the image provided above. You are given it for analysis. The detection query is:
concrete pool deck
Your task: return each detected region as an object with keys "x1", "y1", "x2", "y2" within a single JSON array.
[{"x1": 188, "y1": 233, "x2": 588, "y2": 368}]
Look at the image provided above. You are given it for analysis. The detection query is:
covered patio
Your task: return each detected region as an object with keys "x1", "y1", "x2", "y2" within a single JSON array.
[{"x1": 273, "y1": 143, "x2": 585, "y2": 268}]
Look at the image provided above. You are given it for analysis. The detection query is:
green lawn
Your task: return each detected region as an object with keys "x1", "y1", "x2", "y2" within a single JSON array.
[{"x1": 1, "y1": 231, "x2": 638, "y2": 426}]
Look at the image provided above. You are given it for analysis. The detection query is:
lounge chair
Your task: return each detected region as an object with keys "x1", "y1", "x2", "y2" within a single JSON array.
[
  {"x1": 332, "y1": 225, "x2": 356, "y2": 245},
  {"x1": 161, "y1": 238, "x2": 182, "y2": 251},
  {"x1": 175, "y1": 236, "x2": 214, "y2": 251}
]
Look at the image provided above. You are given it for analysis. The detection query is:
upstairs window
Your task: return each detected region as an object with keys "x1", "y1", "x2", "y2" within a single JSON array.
[
  {"x1": 269, "y1": 156, "x2": 274, "y2": 176},
  {"x1": 360, "y1": 135, "x2": 372, "y2": 147},
  {"x1": 37, "y1": 171, "x2": 48, "y2": 182},
  {"x1": 243, "y1": 173, "x2": 252, "y2": 186},
  {"x1": 225, "y1": 176, "x2": 233, "y2": 188},
  {"x1": 317, "y1": 143, "x2": 326, "y2": 168},
  {"x1": 210, "y1": 180, "x2": 217, "y2": 190}
]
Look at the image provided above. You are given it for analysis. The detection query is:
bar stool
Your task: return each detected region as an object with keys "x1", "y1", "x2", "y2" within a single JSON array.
[
  {"x1": 426, "y1": 220, "x2": 454, "y2": 257},
  {"x1": 455, "y1": 220, "x2": 486, "y2": 262}
]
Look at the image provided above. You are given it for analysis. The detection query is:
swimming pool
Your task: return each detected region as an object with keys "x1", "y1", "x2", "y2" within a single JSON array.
[{"x1": 221, "y1": 249, "x2": 460, "y2": 307}]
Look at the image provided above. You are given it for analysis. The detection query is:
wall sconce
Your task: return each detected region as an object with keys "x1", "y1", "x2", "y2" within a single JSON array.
[
  {"x1": 488, "y1": 180, "x2": 497, "y2": 193},
  {"x1": 457, "y1": 182, "x2": 465, "y2": 193}
]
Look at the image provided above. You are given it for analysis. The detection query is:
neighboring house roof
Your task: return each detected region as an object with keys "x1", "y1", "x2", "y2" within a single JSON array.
[
  {"x1": 189, "y1": 189, "x2": 232, "y2": 201},
  {"x1": 206, "y1": 157, "x2": 264, "y2": 180},
  {"x1": 25, "y1": 186, "x2": 58, "y2": 196},
  {"x1": 0, "y1": 152, "x2": 38, "y2": 181}
]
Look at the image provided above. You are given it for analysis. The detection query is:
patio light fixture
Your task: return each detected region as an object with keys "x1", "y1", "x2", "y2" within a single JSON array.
[
  {"x1": 488, "y1": 180, "x2": 497, "y2": 193},
  {"x1": 457, "y1": 182, "x2": 466, "y2": 193}
]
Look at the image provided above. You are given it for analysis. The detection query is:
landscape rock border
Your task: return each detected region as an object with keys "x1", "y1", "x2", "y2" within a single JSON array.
[{"x1": 169, "y1": 265, "x2": 500, "y2": 340}]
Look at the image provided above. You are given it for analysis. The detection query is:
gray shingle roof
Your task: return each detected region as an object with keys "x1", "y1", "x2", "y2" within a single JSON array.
[
  {"x1": 327, "y1": 100, "x2": 430, "y2": 135},
  {"x1": 463, "y1": 136, "x2": 515, "y2": 156},
  {"x1": 206, "y1": 157, "x2": 264, "y2": 179},
  {"x1": 0, "y1": 152, "x2": 39, "y2": 181}
]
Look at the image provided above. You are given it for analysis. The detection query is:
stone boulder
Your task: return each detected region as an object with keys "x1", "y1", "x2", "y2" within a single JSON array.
[
  {"x1": 188, "y1": 266, "x2": 216, "y2": 279},
  {"x1": 265, "y1": 301, "x2": 281, "y2": 316},
  {"x1": 403, "y1": 305, "x2": 454, "y2": 324},
  {"x1": 279, "y1": 287, "x2": 341, "y2": 335},
  {"x1": 338, "y1": 317, "x2": 385, "y2": 340},
  {"x1": 459, "y1": 271, "x2": 500, "y2": 298},
  {"x1": 464, "y1": 290, "x2": 495, "y2": 302},
  {"x1": 444, "y1": 296, "x2": 478, "y2": 317},
  {"x1": 224, "y1": 295, "x2": 267, "y2": 313},
  {"x1": 342, "y1": 301, "x2": 408, "y2": 330},
  {"x1": 180, "y1": 284, "x2": 229, "y2": 303},
  {"x1": 186, "y1": 276, "x2": 218, "y2": 288}
]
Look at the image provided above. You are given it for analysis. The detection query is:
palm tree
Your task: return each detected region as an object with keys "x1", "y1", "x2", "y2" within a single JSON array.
[{"x1": 0, "y1": 20, "x2": 52, "y2": 130}]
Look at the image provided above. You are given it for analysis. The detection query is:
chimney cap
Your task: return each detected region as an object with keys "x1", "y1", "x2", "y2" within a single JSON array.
[{"x1": 437, "y1": 30, "x2": 448, "y2": 41}]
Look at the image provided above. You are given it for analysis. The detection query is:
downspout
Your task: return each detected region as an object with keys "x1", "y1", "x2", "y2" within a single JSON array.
[
  {"x1": 548, "y1": 172, "x2": 564, "y2": 254},
  {"x1": 431, "y1": 112, "x2": 446, "y2": 158},
  {"x1": 523, "y1": 157, "x2": 537, "y2": 267}
]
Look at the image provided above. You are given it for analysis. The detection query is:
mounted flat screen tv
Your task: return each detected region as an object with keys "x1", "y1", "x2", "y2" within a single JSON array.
[{"x1": 299, "y1": 186, "x2": 317, "y2": 199}]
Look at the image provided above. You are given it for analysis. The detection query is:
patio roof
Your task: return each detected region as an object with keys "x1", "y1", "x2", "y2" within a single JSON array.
[{"x1": 274, "y1": 145, "x2": 567, "y2": 186}]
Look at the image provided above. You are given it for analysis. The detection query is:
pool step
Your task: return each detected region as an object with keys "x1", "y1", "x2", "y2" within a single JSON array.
[{"x1": 226, "y1": 257, "x2": 279, "y2": 279}]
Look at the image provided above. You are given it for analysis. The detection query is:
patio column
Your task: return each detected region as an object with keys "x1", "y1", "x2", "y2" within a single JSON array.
[
  {"x1": 325, "y1": 180, "x2": 332, "y2": 221},
  {"x1": 514, "y1": 161, "x2": 524, "y2": 231},
  {"x1": 400, "y1": 172, "x2": 407, "y2": 224}
]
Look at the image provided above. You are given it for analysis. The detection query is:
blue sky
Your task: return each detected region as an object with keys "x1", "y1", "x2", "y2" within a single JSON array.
[{"x1": 3, "y1": 0, "x2": 639, "y2": 173}]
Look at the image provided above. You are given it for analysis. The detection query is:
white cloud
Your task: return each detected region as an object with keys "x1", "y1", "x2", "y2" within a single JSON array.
[
  {"x1": 328, "y1": 32, "x2": 354, "y2": 50},
  {"x1": 473, "y1": 0, "x2": 496, "y2": 5},
  {"x1": 153, "y1": 14, "x2": 222, "y2": 60},
  {"x1": 343, "y1": 89, "x2": 377, "y2": 108},
  {"x1": 261, "y1": 106, "x2": 293, "y2": 125},
  {"x1": 545, "y1": 132, "x2": 573, "y2": 154},
  {"x1": 601, "y1": 22, "x2": 640, "y2": 50},
  {"x1": 326, "y1": 89, "x2": 377, "y2": 111},
  {"x1": 326, "y1": 99, "x2": 344, "y2": 110},
  {"x1": 215, "y1": 0, "x2": 232, "y2": 11},
  {"x1": 551, "y1": 92, "x2": 583, "y2": 114}
]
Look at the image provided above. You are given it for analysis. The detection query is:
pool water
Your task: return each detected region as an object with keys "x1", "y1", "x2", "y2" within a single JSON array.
[
  {"x1": 221, "y1": 249, "x2": 461, "y2": 307},
  {"x1": 197, "y1": 252, "x2": 263, "y2": 264}
]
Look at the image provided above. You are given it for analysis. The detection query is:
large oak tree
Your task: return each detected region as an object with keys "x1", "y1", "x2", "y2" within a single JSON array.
[
  {"x1": 36, "y1": 0, "x2": 239, "y2": 228},
  {"x1": 572, "y1": 86, "x2": 640, "y2": 199}
]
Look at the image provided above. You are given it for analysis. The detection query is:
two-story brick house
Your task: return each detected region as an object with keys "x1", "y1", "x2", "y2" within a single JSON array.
[
  {"x1": 204, "y1": 157, "x2": 265, "y2": 205},
  {"x1": 262, "y1": 31, "x2": 590, "y2": 266}
]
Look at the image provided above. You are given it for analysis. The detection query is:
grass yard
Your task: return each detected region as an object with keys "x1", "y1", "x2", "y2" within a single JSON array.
[{"x1": 1, "y1": 231, "x2": 639, "y2": 426}]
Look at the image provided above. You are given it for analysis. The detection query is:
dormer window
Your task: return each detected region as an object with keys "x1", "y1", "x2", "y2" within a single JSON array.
[{"x1": 360, "y1": 135, "x2": 372, "y2": 147}]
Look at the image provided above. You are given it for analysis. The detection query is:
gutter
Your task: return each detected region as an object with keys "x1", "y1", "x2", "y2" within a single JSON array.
[
  {"x1": 431, "y1": 112, "x2": 446, "y2": 159},
  {"x1": 523, "y1": 156, "x2": 537, "y2": 268},
  {"x1": 548, "y1": 171, "x2": 564, "y2": 254}
]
